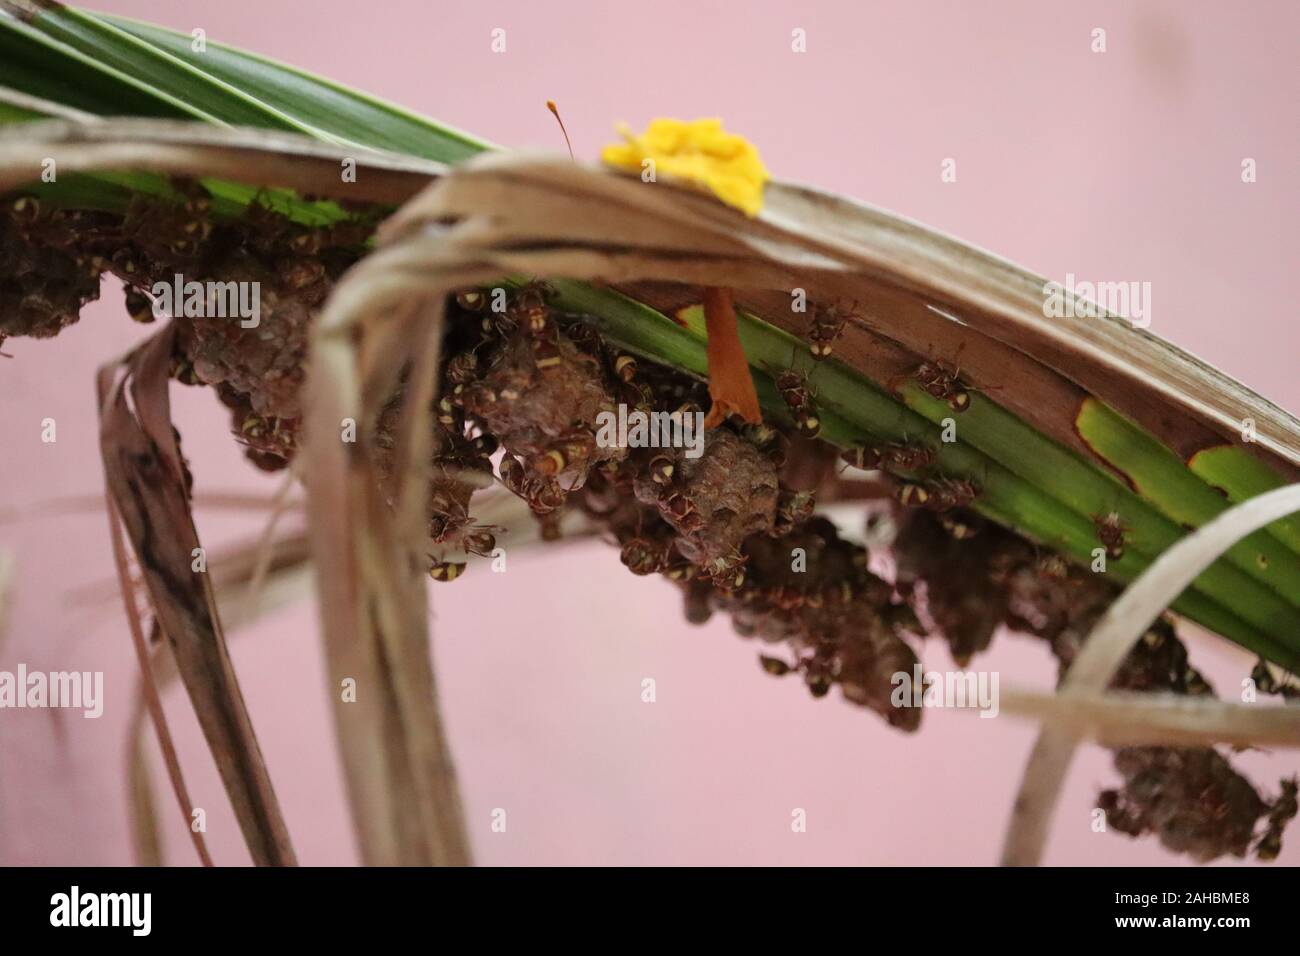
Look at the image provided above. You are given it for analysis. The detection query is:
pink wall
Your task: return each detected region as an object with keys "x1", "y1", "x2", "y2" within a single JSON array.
[{"x1": 1, "y1": 0, "x2": 1296, "y2": 865}]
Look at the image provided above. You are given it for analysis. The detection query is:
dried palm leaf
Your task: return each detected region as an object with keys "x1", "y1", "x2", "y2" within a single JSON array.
[{"x1": 98, "y1": 324, "x2": 295, "y2": 865}]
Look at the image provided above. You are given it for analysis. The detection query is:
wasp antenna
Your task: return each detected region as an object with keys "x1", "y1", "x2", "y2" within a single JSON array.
[{"x1": 546, "y1": 100, "x2": 575, "y2": 161}]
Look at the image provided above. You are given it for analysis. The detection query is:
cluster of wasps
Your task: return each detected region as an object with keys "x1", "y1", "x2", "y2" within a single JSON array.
[
  {"x1": 108, "y1": 185, "x2": 372, "y2": 322},
  {"x1": 436, "y1": 282, "x2": 841, "y2": 592},
  {"x1": 768, "y1": 300, "x2": 855, "y2": 438},
  {"x1": 716, "y1": 517, "x2": 924, "y2": 727},
  {"x1": 623, "y1": 425, "x2": 788, "y2": 587},
  {"x1": 434, "y1": 283, "x2": 725, "y2": 580},
  {"x1": 3, "y1": 185, "x2": 384, "y2": 473},
  {"x1": 1100, "y1": 747, "x2": 1298, "y2": 862},
  {"x1": 777, "y1": 319, "x2": 987, "y2": 524},
  {"x1": 594, "y1": 436, "x2": 810, "y2": 593},
  {"x1": 1, "y1": 196, "x2": 111, "y2": 345},
  {"x1": 588, "y1": 476, "x2": 927, "y2": 724},
  {"x1": 840, "y1": 437, "x2": 982, "y2": 526}
]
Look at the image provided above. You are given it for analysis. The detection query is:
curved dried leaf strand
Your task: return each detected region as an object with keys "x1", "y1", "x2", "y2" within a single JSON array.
[
  {"x1": 126, "y1": 687, "x2": 165, "y2": 867},
  {"x1": 305, "y1": 250, "x2": 471, "y2": 866},
  {"x1": 103, "y1": 499, "x2": 212, "y2": 867},
  {"x1": 999, "y1": 688, "x2": 1300, "y2": 749}
]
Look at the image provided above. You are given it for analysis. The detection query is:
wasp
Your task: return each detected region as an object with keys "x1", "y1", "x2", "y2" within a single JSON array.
[
  {"x1": 663, "y1": 556, "x2": 700, "y2": 583},
  {"x1": 445, "y1": 350, "x2": 480, "y2": 387},
  {"x1": 469, "y1": 432, "x2": 498, "y2": 457},
  {"x1": 110, "y1": 247, "x2": 146, "y2": 285},
  {"x1": 499, "y1": 455, "x2": 529, "y2": 495},
  {"x1": 876, "y1": 441, "x2": 936, "y2": 473},
  {"x1": 612, "y1": 354, "x2": 638, "y2": 383},
  {"x1": 841, "y1": 445, "x2": 881, "y2": 470},
  {"x1": 286, "y1": 228, "x2": 325, "y2": 257},
  {"x1": 510, "y1": 281, "x2": 553, "y2": 335},
  {"x1": 8, "y1": 195, "x2": 43, "y2": 227},
  {"x1": 531, "y1": 448, "x2": 569, "y2": 477},
  {"x1": 801, "y1": 652, "x2": 835, "y2": 698},
  {"x1": 462, "y1": 526, "x2": 498, "y2": 558},
  {"x1": 737, "y1": 419, "x2": 791, "y2": 467},
  {"x1": 1256, "y1": 778, "x2": 1298, "y2": 860},
  {"x1": 1035, "y1": 553, "x2": 1071, "y2": 582},
  {"x1": 759, "y1": 655, "x2": 794, "y2": 677},
  {"x1": 1250, "y1": 660, "x2": 1300, "y2": 701},
  {"x1": 774, "y1": 488, "x2": 816, "y2": 534},
  {"x1": 924, "y1": 477, "x2": 980, "y2": 512},
  {"x1": 169, "y1": 352, "x2": 202, "y2": 387},
  {"x1": 124, "y1": 287, "x2": 155, "y2": 324},
  {"x1": 530, "y1": 435, "x2": 592, "y2": 478},
  {"x1": 465, "y1": 288, "x2": 519, "y2": 339},
  {"x1": 526, "y1": 477, "x2": 567, "y2": 515},
  {"x1": 1094, "y1": 511, "x2": 1127, "y2": 560},
  {"x1": 940, "y1": 513, "x2": 980, "y2": 540},
  {"x1": 562, "y1": 318, "x2": 604, "y2": 355},
  {"x1": 615, "y1": 381, "x2": 654, "y2": 417},
  {"x1": 428, "y1": 558, "x2": 467, "y2": 583},
  {"x1": 776, "y1": 369, "x2": 821, "y2": 438},
  {"x1": 767, "y1": 585, "x2": 807, "y2": 612},
  {"x1": 711, "y1": 563, "x2": 747, "y2": 591},
  {"x1": 537, "y1": 510, "x2": 565, "y2": 541},
  {"x1": 682, "y1": 579, "x2": 714, "y2": 625},
  {"x1": 499, "y1": 454, "x2": 565, "y2": 512},
  {"x1": 647, "y1": 453, "x2": 676, "y2": 485},
  {"x1": 620, "y1": 536, "x2": 666, "y2": 576},
  {"x1": 278, "y1": 255, "x2": 328, "y2": 294},
  {"x1": 239, "y1": 413, "x2": 276, "y2": 442},
  {"x1": 895, "y1": 482, "x2": 929, "y2": 508},
  {"x1": 436, "y1": 395, "x2": 462, "y2": 430},
  {"x1": 455, "y1": 289, "x2": 486, "y2": 312},
  {"x1": 910, "y1": 360, "x2": 971, "y2": 412},
  {"x1": 808, "y1": 305, "x2": 847, "y2": 360}
]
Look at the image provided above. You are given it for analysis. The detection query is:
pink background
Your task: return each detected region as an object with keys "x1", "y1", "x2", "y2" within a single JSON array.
[{"x1": 1, "y1": 0, "x2": 1296, "y2": 865}]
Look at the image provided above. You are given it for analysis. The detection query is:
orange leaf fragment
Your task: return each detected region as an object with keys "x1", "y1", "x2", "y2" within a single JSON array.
[{"x1": 702, "y1": 287, "x2": 762, "y2": 427}]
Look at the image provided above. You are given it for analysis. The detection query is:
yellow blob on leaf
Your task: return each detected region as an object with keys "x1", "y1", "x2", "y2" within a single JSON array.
[{"x1": 601, "y1": 118, "x2": 770, "y2": 217}]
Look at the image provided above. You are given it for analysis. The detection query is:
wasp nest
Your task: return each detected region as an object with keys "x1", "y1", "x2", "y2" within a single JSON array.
[
  {"x1": 894, "y1": 506, "x2": 1295, "y2": 861},
  {"x1": 1, "y1": 189, "x2": 372, "y2": 470},
  {"x1": 1, "y1": 198, "x2": 107, "y2": 343}
]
